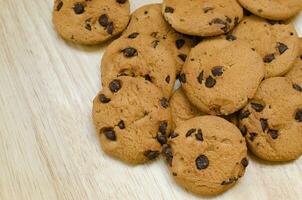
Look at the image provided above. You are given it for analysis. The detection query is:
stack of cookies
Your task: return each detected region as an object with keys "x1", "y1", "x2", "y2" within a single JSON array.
[{"x1": 53, "y1": 0, "x2": 302, "y2": 196}]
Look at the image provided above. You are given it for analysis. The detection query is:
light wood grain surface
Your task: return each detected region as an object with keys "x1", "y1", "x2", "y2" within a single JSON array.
[{"x1": 0, "y1": 0, "x2": 301, "y2": 199}]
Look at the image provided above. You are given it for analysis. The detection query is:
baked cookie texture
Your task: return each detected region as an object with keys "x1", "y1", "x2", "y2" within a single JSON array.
[
  {"x1": 181, "y1": 37, "x2": 264, "y2": 115},
  {"x1": 162, "y1": 0, "x2": 243, "y2": 37},
  {"x1": 123, "y1": 4, "x2": 193, "y2": 73},
  {"x1": 101, "y1": 34, "x2": 176, "y2": 97},
  {"x1": 92, "y1": 76, "x2": 172, "y2": 164},
  {"x1": 232, "y1": 16, "x2": 300, "y2": 78},
  {"x1": 238, "y1": 0, "x2": 302, "y2": 20},
  {"x1": 286, "y1": 40, "x2": 302, "y2": 85},
  {"x1": 164, "y1": 116, "x2": 248, "y2": 195},
  {"x1": 239, "y1": 77, "x2": 302, "y2": 162},
  {"x1": 53, "y1": 0, "x2": 130, "y2": 45}
]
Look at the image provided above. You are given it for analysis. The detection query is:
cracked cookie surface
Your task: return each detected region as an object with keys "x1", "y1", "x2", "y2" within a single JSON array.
[
  {"x1": 92, "y1": 76, "x2": 172, "y2": 164},
  {"x1": 181, "y1": 37, "x2": 264, "y2": 115},
  {"x1": 164, "y1": 116, "x2": 247, "y2": 195},
  {"x1": 53, "y1": 0, "x2": 130, "y2": 44},
  {"x1": 239, "y1": 77, "x2": 302, "y2": 161},
  {"x1": 162, "y1": 0, "x2": 243, "y2": 36}
]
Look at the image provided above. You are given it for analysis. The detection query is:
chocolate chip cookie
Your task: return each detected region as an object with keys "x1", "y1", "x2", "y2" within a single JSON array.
[
  {"x1": 164, "y1": 116, "x2": 248, "y2": 195},
  {"x1": 238, "y1": 0, "x2": 302, "y2": 20},
  {"x1": 232, "y1": 16, "x2": 300, "y2": 78},
  {"x1": 170, "y1": 89, "x2": 203, "y2": 129},
  {"x1": 53, "y1": 0, "x2": 130, "y2": 45},
  {"x1": 101, "y1": 34, "x2": 176, "y2": 97},
  {"x1": 181, "y1": 37, "x2": 264, "y2": 115},
  {"x1": 92, "y1": 76, "x2": 172, "y2": 164},
  {"x1": 239, "y1": 77, "x2": 302, "y2": 161},
  {"x1": 162, "y1": 0, "x2": 243, "y2": 36},
  {"x1": 123, "y1": 4, "x2": 193, "y2": 73},
  {"x1": 286, "y1": 41, "x2": 302, "y2": 85}
]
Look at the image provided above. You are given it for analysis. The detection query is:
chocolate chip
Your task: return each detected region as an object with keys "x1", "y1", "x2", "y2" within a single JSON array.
[
  {"x1": 178, "y1": 54, "x2": 187, "y2": 62},
  {"x1": 170, "y1": 132, "x2": 179, "y2": 139},
  {"x1": 106, "y1": 22, "x2": 114, "y2": 35},
  {"x1": 175, "y1": 39, "x2": 185, "y2": 49},
  {"x1": 186, "y1": 128, "x2": 196, "y2": 137},
  {"x1": 157, "y1": 135, "x2": 167, "y2": 145},
  {"x1": 293, "y1": 84, "x2": 302, "y2": 92},
  {"x1": 144, "y1": 74, "x2": 152, "y2": 82},
  {"x1": 160, "y1": 97, "x2": 169, "y2": 109},
  {"x1": 239, "y1": 125, "x2": 247, "y2": 137},
  {"x1": 221, "y1": 177, "x2": 237, "y2": 185},
  {"x1": 241, "y1": 158, "x2": 249, "y2": 168},
  {"x1": 211, "y1": 66, "x2": 223, "y2": 76},
  {"x1": 109, "y1": 79, "x2": 122, "y2": 93},
  {"x1": 165, "y1": 75, "x2": 170, "y2": 84},
  {"x1": 195, "y1": 155, "x2": 209, "y2": 170},
  {"x1": 116, "y1": 0, "x2": 127, "y2": 4},
  {"x1": 205, "y1": 76, "x2": 216, "y2": 88},
  {"x1": 179, "y1": 73, "x2": 186, "y2": 83},
  {"x1": 144, "y1": 11, "x2": 148, "y2": 15},
  {"x1": 56, "y1": 1, "x2": 63, "y2": 11},
  {"x1": 118, "y1": 120, "x2": 125, "y2": 129},
  {"x1": 195, "y1": 129, "x2": 204, "y2": 141},
  {"x1": 85, "y1": 23, "x2": 91, "y2": 31},
  {"x1": 165, "y1": 7, "x2": 174, "y2": 13},
  {"x1": 263, "y1": 54, "x2": 275, "y2": 63},
  {"x1": 277, "y1": 43, "x2": 288, "y2": 54},
  {"x1": 268, "y1": 129, "x2": 278, "y2": 139},
  {"x1": 249, "y1": 132, "x2": 257, "y2": 141},
  {"x1": 99, "y1": 14, "x2": 109, "y2": 27},
  {"x1": 99, "y1": 94, "x2": 111, "y2": 103},
  {"x1": 151, "y1": 40, "x2": 160, "y2": 48},
  {"x1": 251, "y1": 103, "x2": 264, "y2": 112},
  {"x1": 73, "y1": 3, "x2": 85, "y2": 14},
  {"x1": 159, "y1": 121, "x2": 168, "y2": 134},
  {"x1": 295, "y1": 109, "x2": 302, "y2": 122},
  {"x1": 144, "y1": 150, "x2": 159, "y2": 160},
  {"x1": 226, "y1": 16, "x2": 232, "y2": 23},
  {"x1": 172, "y1": 172, "x2": 177, "y2": 176},
  {"x1": 226, "y1": 35, "x2": 236, "y2": 41},
  {"x1": 260, "y1": 118, "x2": 268, "y2": 132},
  {"x1": 162, "y1": 144, "x2": 173, "y2": 166},
  {"x1": 234, "y1": 17, "x2": 240, "y2": 25},
  {"x1": 239, "y1": 110, "x2": 251, "y2": 120},
  {"x1": 203, "y1": 7, "x2": 214, "y2": 13},
  {"x1": 209, "y1": 18, "x2": 226, "y2": 25},
  {"x1": 102, "y1": 127, "x2": 116, "y2": 141},
  {"x1": 122, "y1": 47, "x2": 138, "y2": 57},
  {"x1": 128, "y1": 32, "x2": 139, "y2": 39},
  {"x1": 197, "y1": 71, "x2": 204, "y2": 84}
]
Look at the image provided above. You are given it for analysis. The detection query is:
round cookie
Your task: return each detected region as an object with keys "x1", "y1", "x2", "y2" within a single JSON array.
[
  {"x1": 239, "y1": 77, "x2": 302, "y2": 162},
  {"x1": 163, "y1": 116, "x2": 248, "y2": 196},
  {"x1": 232, "y1": 16, "x2": 300, "y2": 78},
  {"x1": 170, "y1": 89, "x2": 203, "y2": 129},
  {"x1": 181, "y1": 37, "x2": 264, "y2": 115},
  {"x1": 101, "y1": 34, "x2": 176, "y2": 97},
  {"x1": 53, "y1": 0, "x2": 130, "y2": 45},
  {"x1": 162, "y1": 0, "x2": 243, "y2": 37},
  {"x1": 92, "y1": 76, "x2": 172, "y2": 164},
  {"x1": 238, "y1": 0, "x2": 302, "y2": 20},
  {"x1": 123, "y1": 4, "x2": 193, "y2": 73}
]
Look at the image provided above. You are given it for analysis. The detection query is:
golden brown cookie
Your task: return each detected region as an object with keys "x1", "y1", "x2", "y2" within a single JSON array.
[
  {"x1": 286, "y1": 40, "x2": 302, "y2": 86},
  {"x1": 162, "y1": 0, "x2": 243, "y2": 36},
  {"x1": 238, "y1": 0, "x2": 302, "y2": 20},
  {"x1": 123, "y1": 4, "x2": 193, "y2": 73},
  {"x1": 101, "y1": 34, "x2": 176, "y2": 97},
  {"x1": 163, "y1": 116, "x2": 248, "y2": 195},
  {"x1": 232, "y1": 16, "x2": 300, "y2": 78},
  {"x1": 181, "y1": 37, "x2": 264, "y2": 115},
  {"x1": 53, "y1": 0, "x2": 130, "y2": 45},
  {"x1": 239, "y1": 77, "x2": 302, "y2": 161},
  {"x1": 92, "y1": 76, "x2": 172, "y2": 164}
]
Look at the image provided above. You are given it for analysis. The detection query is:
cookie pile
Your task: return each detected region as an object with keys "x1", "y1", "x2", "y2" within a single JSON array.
[{"x1": 53, "y1": 0, "x2": 302, "y2": 196}]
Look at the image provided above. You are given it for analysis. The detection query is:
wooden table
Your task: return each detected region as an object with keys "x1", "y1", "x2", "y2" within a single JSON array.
[{"x1": 1, "y1": 0, "x2": 301, "y2": 199}]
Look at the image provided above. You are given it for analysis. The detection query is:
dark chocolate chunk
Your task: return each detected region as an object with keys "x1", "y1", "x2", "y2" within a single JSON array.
[
  {"x1": 211, "y1": 66, "x2": 223, "y2": 76},
  {"x1": 56, "y1": 1, "x2": 63, "y2": 11},
  {"x1": 170, "y1": 132, "x2": 179, "y2": 139},
  {"x1": 85, "y1": 23, "x2": 91, "y2": 31},
  {"x1": 226, "y1": 35, "x2": 236, "y2": 41},
  {"x1": 241, "y1": 158, "x2": 249, "y2": 168},
  {"x1": 102, "y1": 127, "x2": 116, "y2": 141},
  {"x1": 159, "y1": 121, "x2": 168, "y2": 134},
  {"x1": 179, "y1": 73, "x2": 186, "y2": 83},
  {"x1": 109, "y1": 79, "x2": 122, "y2": 93},
  {"x1": 234, "y1": 17, "x2": 240, "y2": 25},
  {"x1": 144, "y1": 150, "x2": 160, "y2": 160},
  {"x1": 157, "y1": 134, "x2": 167, "y2": 145},
  {"x1": 197, "y1": 71, "x2": 204, "y2": 84},
  {"x1": 160, "y1": 97, "x2": 169, "y2": 109},
  {"x1": 249, "y1": 132, "x2": 257, "y2": 141},
  {"x1": 295, "y1": 109, "x2": 302, "y2": 122},
  {"x1": 118, "y1": 120, "x2": 125, "y2": 129},
  {"x1": 260, "y1": 118, "x2": 268, "y2": 132},
  {"x1": 122, "y1": 47, "x2": 138, "y2": 57},
  {"x1": 239, "y1": 110, "x2": 250, "y2": 120},
  {"x1": 165, "y1": 75, "x2": 170, "y2": 84},
  {"x1": 203, "y1": 7, "x2": 214, "y2": 13},
  {"x1": 205, "y1": 76, "x2": 216, "y2": 88},
  {"x1": 276, "y1": 43, "x2": 288, "y2": 54},
  {"x1": 73, "y1": 3, "x2": 85, "y2": 14},
  {"x1": 195, "y1": 155, "x2": 209, "y2": 170},
  {"x1": 195, "y1": 129, "x2": 204, "y2": 141},
  {"x1": 162, "y1": 144, "x2": 173, "y2": 166},
  {"x1": 176, "y1": 39, "x2": 185, "y2": 49},
  {"x1": 268, "y1": 129, "x2": 278, "y2": 139},
  {"x1": 99, "y1": 94, "x2": 111, "y2": 103},
  {"x1": 116, "y1": 0, "x2": 127, "y2": 4},
  {"x1": 186, "y1": 128, "x2": 196, "y2": 137},
  {"x1": 99, "y1": 14, "x2": 109, "y2": 27},
  {"x1": 106, "y1": 22, "x2": 114, "y2": 35},
  {"x1": 165, "y1": 7, "x2": 174, "y2": 13},
  {"x1": 263, "y1": 54, "x2": 275, "y2": 63},
  {"x1": 128, "y1": 32, "x2": 139, "y2": 39},
  {"x1": 293, "y1": 84, "x2": 302, "y2": 92},
  {"x1": 178, "y1": 54, "x2": 187, "y2": 62},
  {"x1": 144, "y1": 74, "x2": 152, "y2": 82},
  {"x1": 251, "y1": 103, "x2": 264, "y2": 112}
]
